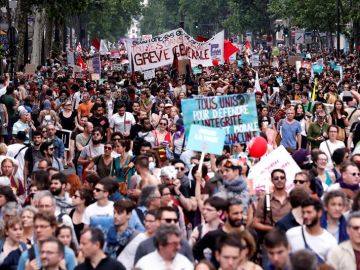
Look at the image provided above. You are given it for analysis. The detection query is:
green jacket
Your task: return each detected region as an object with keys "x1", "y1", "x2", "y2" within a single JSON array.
[{"x1": 307, "y1": 122, "x2": 329, "y2": 149}]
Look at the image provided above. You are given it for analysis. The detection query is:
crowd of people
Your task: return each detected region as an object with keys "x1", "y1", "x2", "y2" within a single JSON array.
[{"x1": 0, "y1": 46, "x2": 358, "y2": 270}]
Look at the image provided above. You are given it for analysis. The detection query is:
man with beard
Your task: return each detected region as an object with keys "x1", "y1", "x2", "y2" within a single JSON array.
[
  {"x1": 252, "y1": 169, "x2": 291, "y2": 233},
  {"x1": 89, "y1": 104, "x2": 110, "y2": 139},
  {"x1": 38, "y1": 141, "x2": 63, "y2": 171},
  {"x1": 193, "y1": 199, "x2": 246, "y2": 268},
  {"x1": 78, "y1": 127, "x2": 104, "y2": 168},
  {"x1": 286, "y1": 198, "x2": 337, "y2": 264},
  {"x1": 46, "y1": 124, "x2": 65, "y2": 162},
  {"x1": 50, "y1": 172, "x2": 73, "y2": 214},
  {"x1": 24, "y1": 130, "x2": 43, "y2": 183}
]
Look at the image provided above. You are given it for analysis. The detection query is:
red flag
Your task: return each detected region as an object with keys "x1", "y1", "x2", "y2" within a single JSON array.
[
  {"x1": 170, "y1": 51, "x2": 178, "y2": 80},
  {"x1": 244, "y1": 40, "x2": 252, "y2": 49},
  {"x1": 196, "y1": 35, "x2": 209, "y2": 42},
  {"x1": 224, "y1": 40, "x2": 238, "y2": 61},
  {"x1": 92, "y1": 38, "x2": 100, "y2": 51},
  {"x1": 77, "y1": 55, "x2": 86, "y2": 70}
]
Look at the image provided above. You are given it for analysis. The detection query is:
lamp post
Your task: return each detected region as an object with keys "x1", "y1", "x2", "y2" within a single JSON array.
[{"x1": 336, "y1": 0, "x2": 341, "y2": 56}]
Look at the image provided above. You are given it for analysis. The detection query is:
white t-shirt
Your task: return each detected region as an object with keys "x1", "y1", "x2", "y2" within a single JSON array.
[
  {"x1": 109, "y1": 112, "x2": 135, "y2": 134},
  {"x1": 286, "y1": 225, "x2": 337, "y2": 261},
  {"x1": 136, "y1": 251, "x2": 193, "y2": 270},
  {"x1": 82, "y1": 201, "x2": 114, "y2": 236},
  {"x1": 319, "y1": 140, "x2": 345, "y2": 169}
]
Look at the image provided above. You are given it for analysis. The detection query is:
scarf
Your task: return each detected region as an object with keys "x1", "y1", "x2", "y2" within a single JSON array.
[
  {"x1": 54, "y1": 195, "x2": 73, "y2": 213},
  {"x1": 223, "y1": 177, "x2": 247, "y2": 193},
  {"x1": 106, "y1": 226, "x2": 135, "y2": 258},
  {"x1": 339, "y1": 179, "x2": 359, "y2": 192}
]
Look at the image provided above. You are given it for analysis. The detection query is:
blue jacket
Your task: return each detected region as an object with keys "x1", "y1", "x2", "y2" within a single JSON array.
[
  {"x1": 50, "y1": 136, "x2": 65, "y2": 159},
  {"x1": 17, "y1": 242, "x2": 76, "y2": 270},
  {"x1": 320, "y1": 211, "x2": 349, "y2": 243}
]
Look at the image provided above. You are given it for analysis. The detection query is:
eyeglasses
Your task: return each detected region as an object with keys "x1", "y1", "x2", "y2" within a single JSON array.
[
  {"x1": 35, "y1": 224, "x2": 51, "y2": 229},
  {"x1": 104, "y1": 146, "x2": 112, "y2": 150},
  {"x1": 113, "y1": 137, "x2": 121, "y2": 141},
  {"x1": 175, "y1": 167, "x2": 185, "y2": 171},
  {"x1": 162, "y1": 218, "x2": 178, "y2": 223},
  {"x1": 348, "y1": 172, "x2": 360, "y2": 177},
  {"x1": 41, "y1": 250, "x2": 59, "y2": 255},
  {"x1": 72, "y1": 194, "x2": 81, "y2": 198},
  {"x1": 166, "y1": 241, "x2": 181, "y2": 247},
  {"x1": 294, "y1": 179, "x2": 307, "y2": 184},
  {"x1": 159, "y1": 122, "x2": 167, "y2": 126},
  {"x1": 94, "y1": 187, "x2": 105, "y2": 193},
  {"x1": 272, "y1": 176, "x2": 286, "y2": 181}
]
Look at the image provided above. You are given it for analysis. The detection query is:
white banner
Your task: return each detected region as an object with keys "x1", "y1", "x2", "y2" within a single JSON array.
[
  {"x1": 126, "y1": 28, "x2": 224, "y2": 72},
  {"x1": 247, "y1": 146, "x2": 301, "y2": 194}
]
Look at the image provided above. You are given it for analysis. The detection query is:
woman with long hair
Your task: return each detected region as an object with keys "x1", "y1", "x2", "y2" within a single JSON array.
[
  {"x1": 329, "y1": 99, "x2": 349, "y2": 142},
  {"x1": 171, "y1": 118, "x2": 186, "y2": 159},
  {"x1": 0, "y1": 186, "x2": 17, "y2": 219},
  {"x1": 66, "y1": 174, "x2": 82, "y2": 197},
  {"x1": 20, "y1": 206, "x2": 37, "y2": 245},
  {"x1": 113, "y1": 140, "x2": 135, "y2": 192},
  {"x1": 237, "y1": 230, "x2": 263, "y2": 270},
  {"x1": 152, "y1": 118, "x2": 172, "y2": 163},
  {"x1": 294, "y1": 103, "x2": 310, "y2": 149},
  {"x1": 69, "y1": 188, "x2": 93, "y2": 243},
  {"x1": 85, "y1": 142, "x2": 114, "y2": 179}
]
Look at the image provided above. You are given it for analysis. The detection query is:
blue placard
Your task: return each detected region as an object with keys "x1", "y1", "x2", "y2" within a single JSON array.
[
  {"x1": 181, "y1": 93, "x2": 259, "y2": 145},
  {"x1": 312, "y1": 63, "x2": 323, "y2": 74},
  {"x1": 187, "y1": 125, "x2": 225, "y2": 155}
]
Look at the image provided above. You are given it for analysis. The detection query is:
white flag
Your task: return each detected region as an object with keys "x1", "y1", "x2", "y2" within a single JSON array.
[
  {"x1": 99, "y1": 39, "x2": 109, "y2": 55},
  {"x1": 254, "y1": 71, "x2": 261, "y2": 92}
]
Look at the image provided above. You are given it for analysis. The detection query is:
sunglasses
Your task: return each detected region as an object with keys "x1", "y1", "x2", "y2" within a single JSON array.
[
  {"x1": 104, "y1": 146, "x2": 112, "y2": 150},
  {"x1": 349, "y1": 225, "x2": 360, "y2": 231},
  {"x1": 162, "y1": 218, "x2": 178, "y2": 223},
  {"x1": 294, "y1": 179, "x2": 307, "y2": 184},
  {"x1": 159, "y1": 122, "x2": 167, "y2": 126},
  {"x1": 349, "y1": 172, "x2": 360, "y2": 177},
  {"x1": 94, "y1": 188, "x2": 105, "y2": 193},
  {"x1": 113, "y1": 137, "x2": 121, "y2": 141},
  {"x1": 175, "y1": 167, "x2": 185, "y2": 171},
  {"x1": 272, "y1": 176, "x2": 286, "y2": 181}
]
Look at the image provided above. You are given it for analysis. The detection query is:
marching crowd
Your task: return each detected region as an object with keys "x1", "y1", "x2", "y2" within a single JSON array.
[{"x1": 0, "y1": 46, "x2": 358, "y2": 270}]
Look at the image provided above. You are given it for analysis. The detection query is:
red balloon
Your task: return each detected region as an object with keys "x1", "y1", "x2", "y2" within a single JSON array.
[
  {"x1": 212, "y1": 59, "x2": 219, "y2": 66},
  {"x1": 248, "y1": 136, "x2": 267, "y2": 158}
]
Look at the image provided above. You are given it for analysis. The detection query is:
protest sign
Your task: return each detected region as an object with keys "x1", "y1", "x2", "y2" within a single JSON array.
[
  {"x1": 251, "y1": 54, "x2": 260, "y2": 67},
  {"x1": 25, "y1": 64, "x2": 36, "y2": 75},
  {"x1": 187, "y1": 125, "x2": 225, "y2": 155},
  {"x1": 192, "y1": 66, "x2": 202, "y2": 75},
  {"x1": 92, "y1": 56, "x2": 101, "y2": 74},
  {"x1": 55, "y1": 129, "x2": 72, "y2": 151},
  {"x1": 247, "y1": 146, "x2": 301, "y2": 194},
  {"x1": 288, "y1": 56, "x2": 303, "y2": 66},
  {"x1": 312, "y1": 63, "x2": 323, "y2": 74},
  {"x1": 294, "y1": 29, "x2": 304, "y2": 44},
  {"x1": 67, "y1": 51, "x2": 75, "y2": 66},
  {"x1": 91, "y1": 73, "x2": 100, "y2": 81},
  {"x1": 181, "y1": 93, "x2": 259, "y2": 145},
  {"x1": 126, "y1": 28, "x2": 224, "y2": 71},
  {"x1": 143, "y1": 69, "x2": 155, "y2": 80},
  {"x1": 296, "y1": 61, "x2": 301, "y2": 74},
  {"x1": 112, "y1": 64, "x2": 123, "y2": 71},
  {"x1": 110, "y1": 49, "x2": 120, "y2": 58},
  {"x1": 272, "y1": 47, "x2": 280, "y2": 56},
  {"x1": 178, "y1": 59, "x2": 191, "y2": 75}
]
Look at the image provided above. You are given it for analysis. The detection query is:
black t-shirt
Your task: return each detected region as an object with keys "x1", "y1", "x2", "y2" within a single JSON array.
[
  {"x1": 74, "y1": 257, "x2": 125, "y2": 270},
  {"x1": 89, "y1": 115, "x2": 110, "y2": 134}
]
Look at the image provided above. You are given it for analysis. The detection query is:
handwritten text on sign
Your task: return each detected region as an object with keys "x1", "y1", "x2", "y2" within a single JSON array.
[
  {"x1": 187, "y1": 125, "x2": 225, "y2": 155},
  {"x1": 126, "y1": 28, "x2": 224, "y2": 71},
  {"x1": 182, "y1": 94, "x2": 259, "y2": 145}
]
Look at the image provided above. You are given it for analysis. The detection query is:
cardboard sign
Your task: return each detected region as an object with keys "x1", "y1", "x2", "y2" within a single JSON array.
[
  {"x1": 25, "y1": 64, "x2": 36, "y2": 75},
  {"x1": 143, "y1": 69, "x2": 155, "y2": 80},
  {"x1": 178, "y1": 59, "x2": 191, "y2": 75},
  {"x1": 251, "y1": 54, "x2": 260, "y2": 67},
  {"x1": 55, "y1": 129, "x2": 72, "y2": 151},
  {"x1": 247, "y1": 146, "x2": 301, "y2": 194},
  {"x1": 288, "y1": 56, "x2": 303, "y2": 66},
  {"x1": 92, "y1": 56, "x2": 101, "y2": 74},
  {"x1": 181, "y1": 93, "x2": 259, "y2": 145},
  {"x1": 187, "y1": 125, "x2": 225, "y2": 155},
  {"x1": 112, "y1": 64, "x2": 123, "y2": 71},
  {"x1": 91, "y1": 73, "x2": 100, "y2": 81}
]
